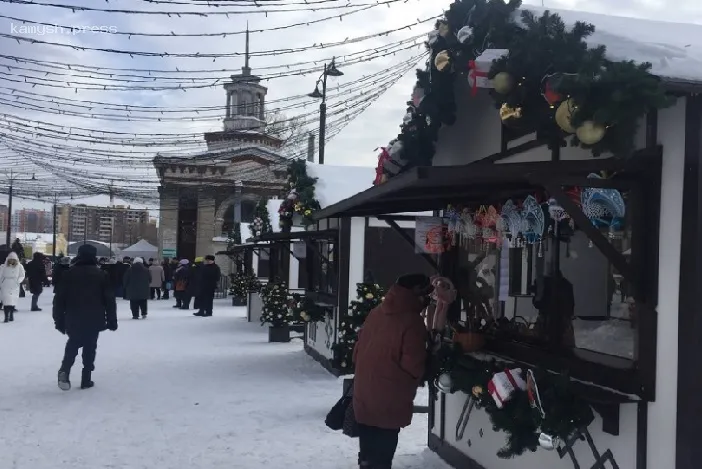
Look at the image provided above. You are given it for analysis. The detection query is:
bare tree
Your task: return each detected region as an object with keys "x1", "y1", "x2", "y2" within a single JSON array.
[{"x1": 265, "y1": 111, "x2": 307, "y2": 156}]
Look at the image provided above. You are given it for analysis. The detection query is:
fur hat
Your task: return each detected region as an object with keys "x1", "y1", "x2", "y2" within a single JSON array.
[{"x1": 133, "y1": 257, "x2": 144, "y2": 264}]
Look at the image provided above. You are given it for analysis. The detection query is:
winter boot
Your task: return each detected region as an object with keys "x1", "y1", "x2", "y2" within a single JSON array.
[
  {"x1": 57, "y1": 370, "x2": 71, "y2": 391},
  {"x1": 193, "y1": 311, "x2": 205, "y2": 317},
  {"x1": 8, "y1": 310, "x2": 14, "y2": 322},
  {"x1": 80, "y1": 370, "x2": 94, "y2": 390},
  {"x1": 3, "y1": 311, "x2": 8, "y2": 323}
]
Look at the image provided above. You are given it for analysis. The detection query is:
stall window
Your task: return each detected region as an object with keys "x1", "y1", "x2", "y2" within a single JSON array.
[
  {"x1": 307, "y1": 239, "x2": 338, "y2": 296},
  {"x1": 449, "y1": 186, "x2": 640, "y2": 365}
]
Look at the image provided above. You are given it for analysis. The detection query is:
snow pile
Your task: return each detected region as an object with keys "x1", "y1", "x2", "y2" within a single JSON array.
[
  {"x1": 525, "y1": 6, "x2": 702, "y2": 83},
  {"x1": 574, "y1": 318, "x2": 635, "y2": 359},
  {"x1": 0, "y1": 294, "x2": 449, "y2": 469},
  {"x1": 306, "y1": 162, "x2": 374, "y2": 209}
]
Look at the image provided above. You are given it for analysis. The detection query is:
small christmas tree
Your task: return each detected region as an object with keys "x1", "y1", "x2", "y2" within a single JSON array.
[
  {"x1": 229, "y1": 271, "x2": 261, "y2": 298},
  {"x1": 260, "y1": 280, "x2": 290, "y2": 328},
  {"x1": 333, "y1": 282, "x2": 386, "y2": 371},
  {"x1": 227, "y1": 222, "x2": 242, "y2": 251},
  {"x1": 250, "y1": 198, "x2": 273, "y2": 239}
]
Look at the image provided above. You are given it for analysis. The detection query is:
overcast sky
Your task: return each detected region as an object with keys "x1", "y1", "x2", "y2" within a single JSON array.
[{"x1": 0, "y1": 0, "x2": 701, "y2": 212}]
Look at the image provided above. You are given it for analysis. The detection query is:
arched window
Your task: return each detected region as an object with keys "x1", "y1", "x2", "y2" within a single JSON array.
[
  {"x1": 231, "y1": 93, "x2": 238, "y2": 116},
  {"x1": 241, "y1": 200, "x2": 256, "y2": 223}
]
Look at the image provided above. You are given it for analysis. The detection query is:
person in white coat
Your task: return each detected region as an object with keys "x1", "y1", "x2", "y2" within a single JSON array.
[{"x1": 1, "y1": 252, "x2": 26, "y2": 323}]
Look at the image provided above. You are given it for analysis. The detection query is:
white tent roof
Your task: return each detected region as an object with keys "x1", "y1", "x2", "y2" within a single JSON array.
[{"x1": 120, "y1": 240, "x2": 158, "y2": 259}]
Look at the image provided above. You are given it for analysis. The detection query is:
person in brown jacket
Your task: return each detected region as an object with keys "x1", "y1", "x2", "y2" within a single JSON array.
[{"x1": 352, "y1": 273, "x2": 433, "y2": 469}]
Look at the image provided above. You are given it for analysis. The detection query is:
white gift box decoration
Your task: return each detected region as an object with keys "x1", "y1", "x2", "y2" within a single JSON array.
[{"x1": 487, "y1": 368, "x2": 526, "y2": 408}]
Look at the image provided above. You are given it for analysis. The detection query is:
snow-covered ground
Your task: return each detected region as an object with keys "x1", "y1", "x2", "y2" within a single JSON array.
[{"x1": 0, "y1": 293, "x2": 449, "y2": 469}]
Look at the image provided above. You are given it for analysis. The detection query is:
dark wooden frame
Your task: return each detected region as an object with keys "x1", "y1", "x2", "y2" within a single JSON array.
[{"x1": 676, "y1": 95, "x2": 702, "y2": 469}]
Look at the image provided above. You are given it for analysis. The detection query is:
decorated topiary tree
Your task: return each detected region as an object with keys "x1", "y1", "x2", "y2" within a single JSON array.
[
  {"x1": 250, "y1": 198, "x2": 273, "y2": 239},
  {"x1": 333, "y1": 282, "x2": 386, "y2": 371},
  {"x1": 260, "y1": 279, "x2": 291, "y2": 342},
  {"x1": 278, "y1": 160, "x2": 321, "y2": 230}
]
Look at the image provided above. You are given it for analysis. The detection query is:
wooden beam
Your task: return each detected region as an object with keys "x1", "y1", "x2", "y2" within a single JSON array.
[
  {"x1": 547, "y1": 185, "x2": 635, "y2": 286},
  {"x1": 383, "y1": 219, "x2": 439, "y2": 271}
]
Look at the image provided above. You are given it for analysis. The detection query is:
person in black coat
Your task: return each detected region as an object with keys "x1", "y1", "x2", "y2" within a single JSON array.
[
  {"x1": 114, "y1": 259, "x2": 129, "y2": 299},
  {"x1": 161, "y1": 259, "x2": 173, "y2": 300},
  {"x1": 53, "y1": 244, "x2": 117, "y2": 391},
  {"x1": 194, "y1": 255, "x2": 222, "y2": 317},
  {"x1": 26, "y1": 252, "x2": 48, "y2": 311},
  {"x1": 185, "y1": 259, "x2": 203, "y2": 311},
  {"x1": 123, "y1": 257, "x2": 151, "y2": 319},
  {"x1": 52, "y1": 257, "x2": 71, "y2": 288}
]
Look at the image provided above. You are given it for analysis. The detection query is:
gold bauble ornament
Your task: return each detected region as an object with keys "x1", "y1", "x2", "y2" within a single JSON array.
[
  {"x1": 499, "y1": 103, "x2": 522, "y2": 122},
  {"x1": 492, "y1": 72, "x2": 514, "y2": 94},
  {"x1": 438, "y1": 22, "x2": 451, "y2": 38},
  {"x1": 472, "y1": 385, "x2": 484, "y2": 398},
  {"x1": 576, "y1": 121, "x2": 606, "y2": 145},
  {"x1": 555, "y1": 99, "x2": 577, "y2": 133},
  {"x1": 434, "y1": 50, "x2": 451, "y2": 72}
]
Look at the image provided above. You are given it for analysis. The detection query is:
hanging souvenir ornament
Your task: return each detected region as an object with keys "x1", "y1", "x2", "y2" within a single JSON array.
[
  {"x1": 487, "y1": 368, "x2": 526, "y2": 409},
  {"x1": 501, "y1": 200, "x2": 523, "y2": 247},
  {"x1": 576, "y1": 120, "x2": 607, "y2": 145},
  {"x1": 456, "y1": 25, "x2": 473, "y2": 44},
  {"x1": 547, "y1": 198, "x2": 569, "y2": 222},
  {"x1": 459, "y1": 208, "x2": 477, "y2": 245},
  {"x1": 581, "y1": 173, "x2": 626, "y2": 246},
  {"x1": 434, "y1": 50, "x2": 451, "y2": 72},
  {"x1": 435, "y1": 372, "x2": 453, "y2": 394},
  {"x1": 483, "y1": 205, "x2": 500, "y2": 243},
  {"x1": 444, "y1": 205, "x2": 461, "y2": 245},
  {"x1": 521, "y1": 196, "x2": 545, "y2": 245},
  {"x1": 492, "y1": 72, "x2": 515, "y2": 94},
  {"x1": 500, "y1": 103, "x2": 523, "y2": 127},
  {"x1": 555, "y1": 99, "x2": 577, "y2": 133},
  {"x1": 541, "y1": 74, "x2": 564, "y2": 107}
]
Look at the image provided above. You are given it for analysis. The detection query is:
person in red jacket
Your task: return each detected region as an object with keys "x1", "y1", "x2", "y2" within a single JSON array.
[{"x1": 352, "y1": 273, "x2": 433, "y2": 469}]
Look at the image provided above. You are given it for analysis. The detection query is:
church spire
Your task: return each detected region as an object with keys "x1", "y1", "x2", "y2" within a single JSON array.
[{"x1": 242, "y1": 22, "x2": 251, "y2": 76}]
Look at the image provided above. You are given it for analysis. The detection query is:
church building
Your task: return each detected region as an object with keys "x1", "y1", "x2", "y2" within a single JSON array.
[{"x1": 154, "y1": 32, "x2": 288, "y2": 261}]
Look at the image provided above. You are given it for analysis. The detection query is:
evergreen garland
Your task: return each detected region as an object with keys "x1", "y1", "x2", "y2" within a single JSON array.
[
  {"x1": 260, "y1": 280, "x2": 290, "y2": 328},
  {"x1": 289, "y1": 293, "x2": 331, "y2": 322},
  {"x1": 227, "y1": 222, "x2": 242, "y2": 251},
  {"x1": 441, "y1": 347, "x2": 595, "y2": 459},
  {"x1": 377, "y1": 0, "x2": 672, "y2": 182},
  {"x1": 250, "y1": 198, "x2": 273, "y2": 239},
  {"x1": 278, "y1": 160, "x2": 321, "y2": 229},
  {"x1": 333, "y1": 282, "x2": 386, "y2": 371}
]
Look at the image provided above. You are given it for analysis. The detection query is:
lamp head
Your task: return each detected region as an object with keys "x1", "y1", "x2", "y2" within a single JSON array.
[
  {"x1": 307, "y1": 84, "x2": 324, "y2": 99},
  {"x1": 325, "y1": 58, "x2": 343, "y2": 77}
]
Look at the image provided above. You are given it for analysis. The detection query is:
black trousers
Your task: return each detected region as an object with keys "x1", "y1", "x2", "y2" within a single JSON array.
[
  {"x1": 150, "y1": 287, "x2": 161, "y2": 300},
  {"x1": 31, "y1": 293, "x2": 40, "y2": 310},
  {"x1": 358, "y1": 424, "x2": 400, "y2": 468},
  {"x1": 60, "y1": 332, "x2": 99, "y2": 373},
  {"x1": 130, "y1": 299, "x2": 148, "y2": 318},
  {"x1": 162, "y1": 286, "x2": 170, "y2": 299},
  {"x1": 200, "y1": 295, "x2": 214, "y2": 315}
]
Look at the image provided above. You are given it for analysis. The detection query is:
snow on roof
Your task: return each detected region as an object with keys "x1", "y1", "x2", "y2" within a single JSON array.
[
  {"x1": 121, "y1": 239, "x2": 158, "y2": 253},
  {"x1": 524, "y1": 6, "x2": 702, "y2": 83},
  {"x1": 13, "y1": 232, "x2": 57, "y2": 245},
  {"x1": 305, "y1": 162, "x2": 374, "y2": 209}
]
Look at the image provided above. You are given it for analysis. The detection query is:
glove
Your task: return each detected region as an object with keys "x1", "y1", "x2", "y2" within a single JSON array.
[
  {"x1": 55, "y1": 324, "x2": 65, "y2": 335},
  {"x1": 107, "y1": 321, "x2": 118, "y2": 332}
]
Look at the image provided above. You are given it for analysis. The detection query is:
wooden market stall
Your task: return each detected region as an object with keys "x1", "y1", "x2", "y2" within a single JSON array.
[
  {"x1": 261, "y1": 162, "x2": 434, "y2": 374},
  {"x1": 310, "y1": 4, "x2": 702, "y2": 469}
]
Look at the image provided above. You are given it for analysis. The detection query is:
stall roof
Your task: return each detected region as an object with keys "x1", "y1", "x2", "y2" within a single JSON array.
[
  {"x1": 256, "y1": 229, "x2": 339, "y2": 243},
  {"x1": 313, "y1": 149, "x2": 659, "y2": 219}
]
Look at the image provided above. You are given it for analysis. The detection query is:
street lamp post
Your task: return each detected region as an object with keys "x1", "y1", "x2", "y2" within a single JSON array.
[
  {"x1": 5, "y1": 170, "x2": 37, "y2": 248},
  {"x1": 307, "y1": 58, "x2": 343, "y2": 165}
]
